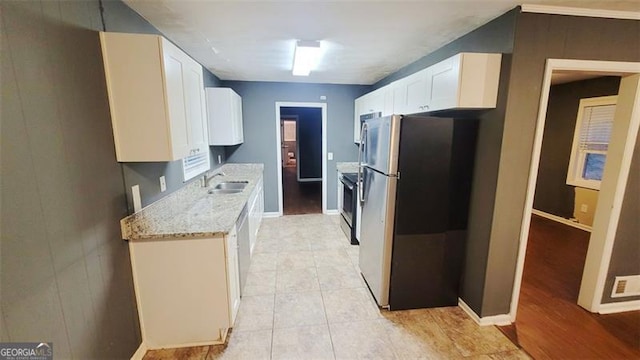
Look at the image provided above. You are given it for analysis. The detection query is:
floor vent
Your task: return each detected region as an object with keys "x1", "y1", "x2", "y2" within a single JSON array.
[{"x1": 611, "y1": 275, "x2": 640, "y2": 298}]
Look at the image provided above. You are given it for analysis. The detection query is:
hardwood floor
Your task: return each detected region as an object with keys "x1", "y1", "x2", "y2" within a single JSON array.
[
  {"x1": 501, "y1": 214, "x2": 640, "y2": 359},
  {"x1": 282, "y1": 166, "x2": 321, "y2": 215}
]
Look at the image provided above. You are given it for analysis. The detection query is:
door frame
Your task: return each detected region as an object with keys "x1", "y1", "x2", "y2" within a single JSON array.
[
  {"x1": 510, "y1": 59, "x2": 640, "y2": 321},
  {"x1": 275, "y1": 102, "x2": 328, "y2": 215},
  {"x1": 280, "y1": 116, "x2": 299, "y2": 170}
]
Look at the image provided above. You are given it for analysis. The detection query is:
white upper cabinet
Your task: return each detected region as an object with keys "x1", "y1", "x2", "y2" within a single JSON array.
[
  {"x1": 352, "y1": 52, "x2": 502, "y2": 124},
  {"x1": 391, "y1": 79, "x2": 408, "y2": 114},
  {"x1": 183, "y1": 62, "x2": 209, "y2": 155},
  {"x1": 353, "y1": 88, "x2": 386, "y2": 143},
  {"x1": 404, "y1": 68, "x2": 433, "y2": 113},
  {"x1": 360, "y1": 88, "x2": 385, "y2": 115},
  {"x1": 427, "y1": 53, "x2": 501, "y2": 111},
  {"x1": 383, "y1": 86, "x2": 395, "y2": 116},
  {"x1": 100, "y1": 32, "x2": 208, "y2": 162},
  {"x1": 206, "y1": 88, "x2": 244, "y2": 146}
]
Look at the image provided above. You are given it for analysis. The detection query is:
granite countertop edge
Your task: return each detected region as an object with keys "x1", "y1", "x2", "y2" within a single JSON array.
[
  {"x1": 336, "y1": 161, "x2": 359, "y2": 174},
  {"x1": 121, "y1": 163, "x2": 264, "y2": 241}
]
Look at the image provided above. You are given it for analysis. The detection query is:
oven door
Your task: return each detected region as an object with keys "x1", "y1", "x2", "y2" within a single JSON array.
[{"x1": 340, "y1": 177, "x2": 355, "y2": 227}]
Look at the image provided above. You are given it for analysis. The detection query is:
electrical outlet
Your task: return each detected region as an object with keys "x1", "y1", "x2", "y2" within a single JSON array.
[
  {"x1": 218, "y1": 154, "x2": 222, "y2": 164},
  {"x1": 159, "y1": 176, "x2": 166, "y2": 192},
  {"x1": 328, "y1": 152, "x2": 334, "y2": 160},
  {"x1": 580, "y1": 204, "x2": 588, "y2": 213}
]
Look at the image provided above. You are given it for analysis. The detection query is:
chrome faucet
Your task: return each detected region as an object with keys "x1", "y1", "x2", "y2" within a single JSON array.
[{"x1": 203, "y1": 171, "x2": 226, "y2": 187}]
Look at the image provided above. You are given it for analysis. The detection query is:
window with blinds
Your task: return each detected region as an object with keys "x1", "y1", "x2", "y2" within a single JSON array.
[
  {"x1": 566, "y1": 95, "x2": 617, "y2": 190},
  {"x1": 182, "y1": 150, "x2": 210, "y2": 181}
]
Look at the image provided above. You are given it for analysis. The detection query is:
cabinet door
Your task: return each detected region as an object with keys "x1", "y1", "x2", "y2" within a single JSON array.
[
  {"x1": 354, "y1": 97, "x2": 363, "y2": 143},
  {"x1": 427, "y1": 54, "x2": 461, "y2": 111},
  {"x1": 383, "y1": 86, "x2": 394, "y2": 116},
  {"x1": 404, "y1": 68, "x2": 432, "y2": 114},
  {"x1": 392, "y1": 80, "x2": 407, "y2": 115},
  {"x1": 226, "y1": 227, "x2": 240, "y2": 325},
  {"x1": 234, "y1": 94, "x2": 244, "y2": 144},
  {"x1": 366, "y1": 88, "x2": 385, "y2": 114},
  {"x1": 183, "y1": 60, "x2": 209, "y2": 155},
  {"x1": 248, "y1": 183, "x2": 260, "y2": 253},
  {"x1": 337, "y1": 178, "x2": 344, "y2": 212},
  {"x1": 161, "y1": 40, "x2": 190, "y2": 159}
]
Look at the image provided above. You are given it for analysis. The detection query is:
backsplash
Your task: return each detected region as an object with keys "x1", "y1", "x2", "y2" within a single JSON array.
[{"x1": 122, "y1": 146, "x2": 226, "y2": 212}]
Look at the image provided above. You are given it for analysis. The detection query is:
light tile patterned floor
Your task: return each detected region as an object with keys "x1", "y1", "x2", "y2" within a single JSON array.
[{"x1": 144, "y1": 214, "x2": 529, "y2": 360}]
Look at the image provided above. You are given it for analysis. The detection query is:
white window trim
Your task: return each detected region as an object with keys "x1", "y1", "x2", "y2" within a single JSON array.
[
  {"x1": 182, "y1": 150, "x2": 211, "y2": 182},
  {"x1": 566, "y1": 95, "x2": 617, "y2": 190}
]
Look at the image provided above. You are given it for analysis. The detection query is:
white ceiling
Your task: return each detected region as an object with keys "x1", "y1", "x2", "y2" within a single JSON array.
[{"x1": 124, "y1": 0, "x2": 640, "y2": 85}]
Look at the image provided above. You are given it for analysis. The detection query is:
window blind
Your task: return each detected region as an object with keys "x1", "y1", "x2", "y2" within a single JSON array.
[
  {"x1": 182, "y1": 151, "x2": 210, "y2": 181},
  {"x1": 578, "y1": 104, "x2": 616, "y2": 152}
]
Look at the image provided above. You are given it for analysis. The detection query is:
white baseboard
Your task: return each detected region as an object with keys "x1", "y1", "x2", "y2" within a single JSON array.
[
  {"x1": 263, "y1": 212, "x2": 281, "y2": 218},
  {"x1": 531, "y1": 209, "x2": 592, "y2": 232},
  {"x1": 130, "y1": 343, "x2": 147, "y2": 360},
  {"x1": 324, "y1": 209, "x2": 339, "y2": 215},
  {"x1": 598, "y1": 300, "x2": 640, "y2": 314},
  {"x1": 458, "y1": 298, "x2": 512, "y2": 326}
]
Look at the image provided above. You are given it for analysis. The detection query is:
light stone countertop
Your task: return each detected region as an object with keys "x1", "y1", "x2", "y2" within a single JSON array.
[
  {"x1": 120, "y1": 163, "x2": 264, "y2": 241},
  {"x1": 336, "y1": 162, "x2": 359, "y2": 174}
]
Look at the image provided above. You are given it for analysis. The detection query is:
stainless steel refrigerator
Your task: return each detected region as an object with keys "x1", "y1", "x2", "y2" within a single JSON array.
[{"x1": 357, "y1": 114, "x2": 477, "y2": 310}]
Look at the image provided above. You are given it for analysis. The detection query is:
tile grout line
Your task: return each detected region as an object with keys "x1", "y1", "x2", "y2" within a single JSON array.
[{"x1": 317, "y1": 244, "x2": 338, "y2": 360}]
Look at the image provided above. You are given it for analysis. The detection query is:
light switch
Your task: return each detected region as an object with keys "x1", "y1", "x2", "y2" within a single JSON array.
[
  {"x1": 159, "y1": 176, "x2": 166, "y2": 192},
  {"x1": 218, "y1": 154, "x2": 222, "y2": 164},
  {"x1": 132, "y1": 185, "x2": 142, "y2": 213},
  {"x1": 328, "y1": 152, "x2": 334, "y2": 160}
]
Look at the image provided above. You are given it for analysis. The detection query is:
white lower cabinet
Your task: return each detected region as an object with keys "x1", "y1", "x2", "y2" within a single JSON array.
[
  {"x1": 337, "y1": 178, "x2": 344, "y2": 213},
  {"x1": 225, "y1": 226, "x2": 241, "y2": 326},
  {"x1": 129, "y1": 230, "x2": 240, "y2": 349},
  {"x1": 248, "y1": 176, "x2": 264, "y2": 253}
]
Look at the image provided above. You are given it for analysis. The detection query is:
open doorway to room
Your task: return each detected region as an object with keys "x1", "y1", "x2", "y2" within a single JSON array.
[
  {"x1": 504, "y1": 62, "x2": 640, "y2": 359},
  {"x1": 275, "y1": 104, "x2": 326, "y2": 215}
]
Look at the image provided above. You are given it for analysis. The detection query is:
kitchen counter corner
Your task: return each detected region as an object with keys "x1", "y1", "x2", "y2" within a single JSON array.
[{"x1": 121, "y1": 163, "x2": 264, "y2": 241}]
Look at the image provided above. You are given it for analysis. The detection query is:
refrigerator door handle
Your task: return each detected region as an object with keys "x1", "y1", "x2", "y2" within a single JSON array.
[{"x1": 357, "y1": 123, "x2": 368, "y2": 204}]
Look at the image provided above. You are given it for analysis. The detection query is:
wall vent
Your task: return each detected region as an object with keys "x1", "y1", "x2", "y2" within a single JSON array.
[{"x1": 611, "y1": 275, "x2": 640, "y2": 298}]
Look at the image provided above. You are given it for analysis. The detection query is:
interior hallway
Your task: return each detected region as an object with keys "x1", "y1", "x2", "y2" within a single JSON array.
[
  {"x1": 144, "y1": 214, "x2": 528, "y2": 360},
  {"x1": 500, "y1": 214, "x2": 640, "y2": 359},
  {"x1": 282, "y1": 166, "x2": 321, "y2": 215}
]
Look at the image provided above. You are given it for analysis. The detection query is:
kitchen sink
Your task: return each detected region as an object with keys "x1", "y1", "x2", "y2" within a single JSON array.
[
  {"x1": 208, "y1": 188, "x2": 243, "y2": 195},
  {"x1": 208, "y1": 181, "x2": 248, "y2": 194},
  {"x1": 214, "y1": 181, "x2": 248, "y2": 190}
]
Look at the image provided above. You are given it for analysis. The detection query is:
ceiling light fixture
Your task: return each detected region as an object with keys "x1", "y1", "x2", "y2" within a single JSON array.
[{"x1": 292, "y1": 40, "x2": 321, "y2": 76}]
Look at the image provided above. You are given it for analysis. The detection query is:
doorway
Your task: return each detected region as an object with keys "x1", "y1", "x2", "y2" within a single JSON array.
[
  {"x1": 506, "y1": 60, "x2": 640, "y2": 357},
  {"x1": 505, "y1": 74, "x2": 640, "y2": 358},
  {"x1": 275, "y1": 102, "x2": 328, "y2": 216}
]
